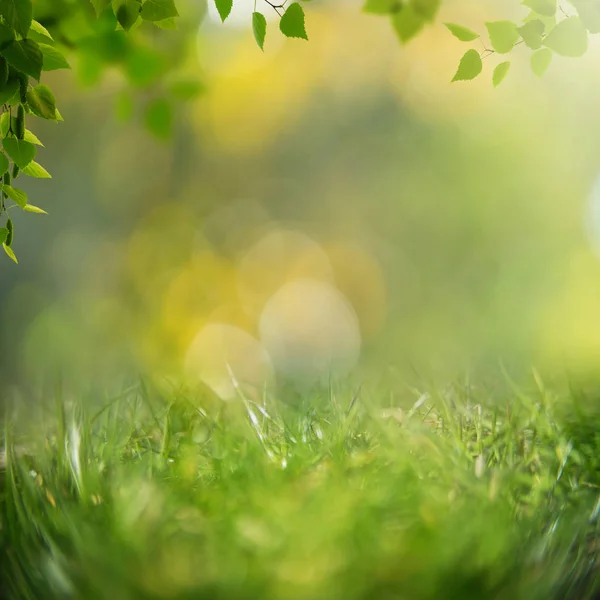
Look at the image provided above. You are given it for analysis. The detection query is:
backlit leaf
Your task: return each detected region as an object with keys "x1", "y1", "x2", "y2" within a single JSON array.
[
  {"x1": 392, "y1": 5, "x2": 425, "y2": 42},
  {"x1": 485, "y1": 21, "x2": 520, "y2": 54},
  {"x1": 543, "y1": 16, "x2": 588, "y2": 56},
  {"x1": 452, "y1": 48, "x2": 482, "y2": 82},
  {"x1": 3, "y1": 242, "x2": 17, "y2": 263},
  {"x1": 23, "y1": 204, "x2": 47, "y2": 214},
  {"x1": 39, "y1": 44, "x2": 70, "y2": 71},
  {"x1": 3, "y1": 184, "x2": 28, "y2": 207},
  {"x1": 522, "y1": 0, "x2": 556, "y2": 16},
  {"x1": 444, "y1": 22, "x2": 480, "y2": 41},
  {"x1": 22, "y1": 161, "x2": 51, "y2": 178},
  {"x1": 493, "y1": 61, "x2": 511, "y2": 86},
  {"x1": 518, "y1": 19, "x2": 545, "y2": 49},
  {"x1": 531, "y1": 47, "x2": 553, "y2": 76}
]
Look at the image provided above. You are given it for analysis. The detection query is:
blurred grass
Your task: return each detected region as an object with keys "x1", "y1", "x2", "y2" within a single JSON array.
[{"x1": 1, "y1": 375, "x2": 600, "y2": 599}]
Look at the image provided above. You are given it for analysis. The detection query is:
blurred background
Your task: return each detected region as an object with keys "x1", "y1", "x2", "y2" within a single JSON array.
[{"x1": 2, "y1": 0, "x2": 600, "y2": 398}]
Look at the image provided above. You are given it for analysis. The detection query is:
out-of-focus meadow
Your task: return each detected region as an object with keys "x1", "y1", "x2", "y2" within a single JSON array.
[{"x1": 3, "y1": 0, "x2": 600, "y2": 396}]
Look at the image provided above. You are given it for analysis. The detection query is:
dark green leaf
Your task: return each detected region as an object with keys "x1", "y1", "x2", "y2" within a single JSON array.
[
  {"x1": 140, "y1": 0, "x2": 178, "y2": 21},
  {"x1": 452, "y1": 48, "x2": 483, "y2": 81},
  {"x1": 39, "y1": 44, "x2": 70, "y2": 71},
  {"x1": 113, "y1": 0, "x2": 141, "y2": 31},
  {"x1": 485, "y1": 21, "x2": 520, "y2": 54},
  {"x1": 444, "y1": 23, "x2": 480, "y2": 42},
  {"x1": 0, "y1": 152, "x2": 8, "y2": 176},
  {"x1": 0, "y1": 24, "x2": 15, "y2": 50},
  {"x1": 252, "y1": 12, "x2": 267, "y2": 51},
  {"x1": 0, "y1": 227, "x2": 6, "y2": 245},
  {"x1": 214, "y1": 0, "x2": 232, "y2": 22},
  {"x1": 0, "y1": 78, "x2": 18, "y2": 105},
  {"x1": 280, "y1": 3, "x2": 308, "y2": 40},
  {"x1": 2, "y1": 138, "x2": 35, "y2": 168},
  {"x1": 543, "y1": 16, "x2": 588, "y2": 56},
  {"x1": 0, "y1": 0, "x2": 32, "y2": 38},
  {"x1": 0, "y1": 39, "x2": 43, "y2": 80}
]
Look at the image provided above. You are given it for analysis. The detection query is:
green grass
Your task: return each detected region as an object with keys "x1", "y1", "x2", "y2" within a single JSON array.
[{"x1": 1, "y1": 374, "x2": 600, "y2": 599}]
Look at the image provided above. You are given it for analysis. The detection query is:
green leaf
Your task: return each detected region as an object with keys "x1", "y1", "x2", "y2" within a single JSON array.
[
  {"x1": 3, "y1": 242, "x2": 17, "y2": 263},
  {"x1": 23, "y1": 204, "x2": 47, "y2": 214},
  {"x1": 214, "y1": 0, "x2": 232, "y2": 22},
  {"x1": 153, "y1": 17, "x2": 177, "y2": 29},
  {"x1": 0, "y1": 228, "x2": 7, "y2": 245},
  {"x1": 0, "y1": 77, "x2": 18, "y2": 104},
  {"x1": 452, "y1": 48, "x2": 483, "y2": 82},
  {"x1": 493, "y1": 61, "x2": 511, "y2": 86},
  {"x1": 0, "y1": 24, "x2": 14, "y2": 50},
  {"x1": 485, "y1": 21, "x2": 520, "y2": 54},
  {"x1": 0, "y1": 0, "x2": 33, "y2": 38},
  {"x1": 140, "y1": 0, "x2": 178, "y2": 21},
  {"x1": 252, "y1": 12, "x2": 267, "y2": 50},
  {"x1": 570, "y1": 0, "x2": 600, "y2": 34},
  {"x1": 522, "y1": 0, "x2": 556, "y2": 16},
  {"x1": 21, "y1": 161, "x2": 50, "y2": 178},
  {"x1": 144, "y1": 97, "x2": 173, "y2": 140},
  {"x1": 24, "y1": 129, "x2": 43, "y2": 146},
  {"x1": 518, "y1": 19, "x2": 545, "y2": 49},
  {"x1": 0, "y1": 152, "x2": 8, "y2": 176},
  {"x1": 531, "y1": 47, "x2": 553, "y2": 76},
  {"x1": 363, "y1": 0, "x2": 400, "y2": 14},
  {"x1": 113, "y1": 0, "x2": 141, "y2": 31},
  {"x1": 444, "y1": 22, "x2": 480, "y2": 41},
  {"x1": 411, "y1": 0, "x2": 440, "y2": 22},
  {"x1": 91, "y1": 0, "x2": 112, "y2": 15},
  {"x1": 543, "y1": 16, "x2": 588, "y2": 57},
  {"x1": 27, "y1": 84, "x2": 58, "y2": 120},
  {"x1": 392, "y1": 5, "x2": 425, "y2": 42},
  {"x1": 0, "y1": 39, "x2": 43, "y2": 80},
  {"x1": 29, "y1": 20, "x2": 54, "y2": 43},
  {"x1": 39, "y1": 44, "x2": 70, "y2": 71},
  {"x1": 2, "y1": 138, "x2": 35, "y2": 169},
  {"x1": 280, "y1": 3, "x2": 308, "y2": 40},
  {"x1": 3, "y1": 184, "x2": 27, "y2": 207}
]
